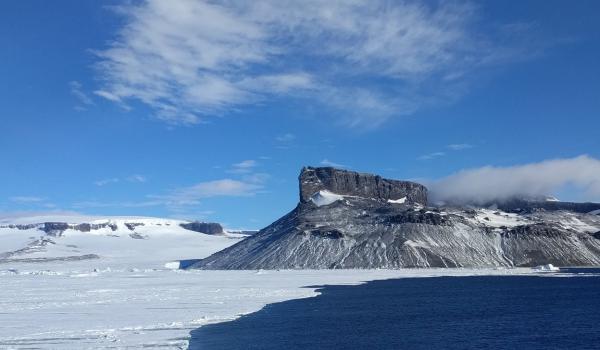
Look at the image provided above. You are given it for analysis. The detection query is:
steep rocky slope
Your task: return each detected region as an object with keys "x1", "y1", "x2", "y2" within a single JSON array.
[{"x1": 189, "y1": 167, "x2": 600, "y2": 269}]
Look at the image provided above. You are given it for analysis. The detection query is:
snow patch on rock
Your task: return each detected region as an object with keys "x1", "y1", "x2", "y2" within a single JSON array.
[
  {"x1": 471, "y1": 209, "x2": 531, "y2": 228},
  {"x1": 388, "y1": 197, "x2": 407, "y2": 204},
  {"x1": 310, "y1": 190, "x2": 344, "y2": 207}
]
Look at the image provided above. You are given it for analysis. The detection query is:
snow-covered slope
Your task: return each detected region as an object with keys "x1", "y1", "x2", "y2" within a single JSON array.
[{"x1": 0, "y1": 215, "x2": 247, "y2": 269}]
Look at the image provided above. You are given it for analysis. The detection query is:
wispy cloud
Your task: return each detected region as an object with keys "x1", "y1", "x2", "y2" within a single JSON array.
[
  {"x1": 418, "y1": 152, "x2": 446, "y2": 161},
  {"x1": 127, "y1": 174, "x2": 147, "y2": 183},
  {"x1": 419, "y1": 143, "x2": 474, "y2": 160},
  {"x1": 0, "y1": 210, "x2": 85, "y2": 221},
  {"x1": 94, "y1": 175, "x2": 147, "y2": 186},
  {"x1": 69, "y1": 81, "x2": 94, "y2": 111},
  {"x1": 429, "y1": 155, "x2": 600, "y2": 204},
  {"x1": 10, "y1": 196, "x2": 46, "y2": 203},
  {"x1": 76, "y1": 174, "x2": 267, "y2": 211},
  {"x1": 228, "y1": 160, "x2": 258, "y2": 174},
  {"x1": 72, "y1": 200, "x2": 163, "y2": 209},
  {"x1": 447, "y1": 143, "x2": 473, "y2": 151},
  {"x1": 276, "y1": 133, "x2": 295, "y2": 143},
  {"x1": 8, "y1": 196, "x2": 56, "y2": 209},
  {"x1": 275, "y1": 133, "x2": 296, "y2": 149},
  {"x1": 154, "y1": 176, "x2": 267, "y2": 209},
  {"x1": 94, "y1": 178, "x2": 120, "y2": 186},
  {"x1": 94, "y1": 0, "x2": 535, "y2": 128},
  {"x1": 320, "y1": 159, "x2": 348, "y2": 168}
]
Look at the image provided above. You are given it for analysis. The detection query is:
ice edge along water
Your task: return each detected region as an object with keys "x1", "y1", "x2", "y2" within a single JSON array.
[{"x1": 1, "y1": 265, "x2": 538, "y2": 350}]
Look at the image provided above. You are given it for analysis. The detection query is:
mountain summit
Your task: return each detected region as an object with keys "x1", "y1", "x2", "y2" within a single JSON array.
[{"x1": 188, "y1": 167, "x2": 600, "y2": 269}]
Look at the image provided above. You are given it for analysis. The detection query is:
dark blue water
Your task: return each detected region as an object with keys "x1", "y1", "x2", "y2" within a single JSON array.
[{"x1": 189, "y1": 269, "x2": 600, "y2": 350}]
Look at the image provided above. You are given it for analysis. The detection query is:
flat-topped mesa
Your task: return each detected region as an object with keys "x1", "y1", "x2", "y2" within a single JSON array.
[
  {"x1": 299, "y1": 166, "x2": 428, "y2": 205},
  {"x1": 180, "y1": 222, "x2": 224, "y2": 235}
]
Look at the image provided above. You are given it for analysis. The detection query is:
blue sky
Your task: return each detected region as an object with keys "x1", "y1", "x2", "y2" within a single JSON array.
[{"x1": 1, "y1": 1, "x2": 599, "y2": 228}]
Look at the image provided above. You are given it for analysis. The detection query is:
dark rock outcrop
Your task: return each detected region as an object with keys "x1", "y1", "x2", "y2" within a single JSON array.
[
  {"x1": 124, "y1": 222, "x2": 145, "y2": 231},
  {"x1": 299, "y1": 167, "x2": 428, "y2": 205},
  {"x1": 41, "y1": 222, "x2": 70, "y2": 236},
  {"x1": 1, "y1": 221, "x2": 148, "y2": 236},
  {"x1": 180, "y1": 222, "x2": 224, "y2": 235},
  {"x1": 73, "y1": 223, "x2": 92, "y2": 232}
]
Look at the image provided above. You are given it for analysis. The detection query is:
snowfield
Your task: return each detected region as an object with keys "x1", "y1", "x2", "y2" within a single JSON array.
[
  {"x1": 0, "y1": 216, "x2": 246, "y2": 268},
  {"x1": 0, "y1": 215, "x2": 547, "y2": 349}
]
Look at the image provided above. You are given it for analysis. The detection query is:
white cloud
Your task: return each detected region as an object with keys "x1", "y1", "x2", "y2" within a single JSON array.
[
  {"x1": 276, "y1": 133, "x2": 296, "y2": 143},
  {"x1": 429, "y1": 155, "x2": 600, "y2": 204},
  {"x1": 320, "y1": 159, "x2": 347, "y2": 168},
  {"x1": 9, "y1": 196, "x2": 46, "y2": 203},
  {"x1": 72, "y1": 200, "x2": 163, "y2": 209},
  {"x1": 447, "y1": 143, "x2": 473, "y2": 151},
  {"x1": 275, "y1": 133, "x2": 296, "y2": 149},
  {"x1": 418, "y1": 143, "x2": 473, "y2": 161},
  {"x1": 69, "y1": 81, "x2": 94, "y2": 111},
  {"x1": 94, "y1": 175, "x2": 147, "y2": 186},
  {"x1": 179, "y1": 179, "x2": 261, "y2": 197},
  {"x1": 159, "y1": 178, "x2": 265, "y2": 207},
  {"x1": 418, "y1": 152, "x2": 446, "y2": 161},
  {"x1": 127, "y1": 174, "x2": 147, "y2": 183},
  {"x1": 93, "y1": 90, "x2": 122, "y2": 103},
  {"x1": 94, "y1": 0, "x2": 531, "y2": 127},
  {"x1": 228, "y1": 160, "x2": 258, "y2": 174},
  {"x1": 94, "y1": 178, "x2": 120, "y2": 186},
  {"x1": 167, "y1": 210, "x2": 216, "y2": 221},
  {"x1": 0, "y1": 210, "x2": 84, "y2": 221},
  {"x1": 76, "y1": 173, "x2": 267, "y2": 212}
]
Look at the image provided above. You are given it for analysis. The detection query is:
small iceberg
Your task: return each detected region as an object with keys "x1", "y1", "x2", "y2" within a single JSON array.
[
  {"x1": 164, "y1": 261, "x2": 181, "y2": 270},
  {"x1": 532, "y1": 264, "x2": 560, "y2": 272}
]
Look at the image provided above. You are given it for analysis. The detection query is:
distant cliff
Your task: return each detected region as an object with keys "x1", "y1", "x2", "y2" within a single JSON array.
[
  {"x1": 189, "y1": 166, "x2": 600, "y2": 269},
  {"x1": 2, "y1": 220, "x2": 226, "y2": 236},
  {"x1": 179, "y1": 222, "x2": 224, "y2": 235},
  {"x1": 299, "y1": 167, "x2": 427, "y2": 205}
]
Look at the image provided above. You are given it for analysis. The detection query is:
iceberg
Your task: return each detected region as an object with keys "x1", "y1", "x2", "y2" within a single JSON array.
[{"x1": 532, "y1": 264, "x2": 560, "y2": 272}]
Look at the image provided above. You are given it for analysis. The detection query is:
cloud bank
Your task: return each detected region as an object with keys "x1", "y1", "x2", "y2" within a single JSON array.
[
  {"x1": 429, "y1": 155, "x2": 600, "y2": 204},
  {"x1": 94, "y1": 0, "x2": 532, "y2": 127}
]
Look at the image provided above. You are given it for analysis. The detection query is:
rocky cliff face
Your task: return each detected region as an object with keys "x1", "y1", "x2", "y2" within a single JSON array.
[
  {"x1": 3, "y1": 222, "x2": 121, "y2": 236},
  {"x1": 189, "y1": 167, "x2": 600, "y2": 270},
  {"x1": 2, "y1": 220, "x2": 225, "y2": 236},
  {"x1": 179, "y1": 222, "x2": 224, "y2": 235},
  {"x1": 299, "y1": 167, "x2": 427, "y2": 205}
]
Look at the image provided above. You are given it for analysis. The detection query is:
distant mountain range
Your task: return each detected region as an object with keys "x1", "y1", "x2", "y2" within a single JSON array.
[{"x1": 189, "y1": 166, "x2": 600, "y2": 269}]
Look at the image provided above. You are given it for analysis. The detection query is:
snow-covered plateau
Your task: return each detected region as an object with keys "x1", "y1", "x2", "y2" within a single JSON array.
[{"x1": 0, "y1": 214, "x2": 536, "y2": 349}]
